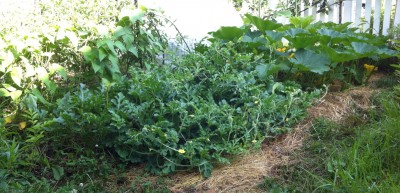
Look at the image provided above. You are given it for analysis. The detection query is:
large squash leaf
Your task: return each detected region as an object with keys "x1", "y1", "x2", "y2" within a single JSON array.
[
  {"x1": 244, "y1": 14, "x2": 282, "y2": 31},
  {"x1": 209, "y1": 26, "x2": 246, "y2": 42},
  {"x1": 289, "y1": 49, "x2": 330, "y2": 74}
]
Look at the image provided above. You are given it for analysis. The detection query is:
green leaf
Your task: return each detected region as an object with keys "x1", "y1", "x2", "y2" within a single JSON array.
[
  {"x1": 114, "y1": 41, "x2": 126, "y2": 52},
  {"x1": 285, "y1": 28, "x2": 309, "y2": 38},
  {"x1": 265, "y1": 30, "x2": 285, "y2": 43},
  {"x1": 321, "y1": 45, "x2": 358, "y2": 62},
  {"x1": 10, "y1": 67, "x2": 23, "y2": 87},
  {"x1": 199, "y1": 161, "x2": 213, "y2": 178},
  {"x1": 116, "y1": 148, "x2": 129, "y2": 159},
  {"x1": 317, "y1": 28, "x2": 345, "y2": 39},
  {"x1": 244, "y1": 14, "x2": 282, "y2": 31},
  {"x1": 377, "y1": 47, "x2": 398, "y2": 58},
  {"x1": 9, "y1": 90, "x2": 22, "y2": 101},
  {"x1": 23, "y1": 94, "x2": 38, "y2": 111},
  {"x1": 210, "y1": 26, "x2": 246, "y2": 42},
  {"x1": 255, "y1": 64, "x2": 280, "y2": 80},
  {"x1": 105, "y1": 39, "x2": 117, "y2": 56},
  {"x1": 52, "y1": 166, "x2": 64, "y2": 181},
  {"x1": 65, "y1": 31, "x2": 79, "y2": 48},
  {"x1": 122, "y1": 34, "x2": 135, "y2": 46},
  {"x1": 289, "y1": 16, "x2": 314, "y2": 28},
  {"x1": 32, "y1": 88, "x2": 50, "y2": 105},
  {"x1": 351, "y1": 42, "x2": 377, "y2": 54},
  {"x1": 92, "y1": 62, "x2": 102, "y2": 73},
  {"x1": 130, "y1": 9, "x2": 146, "y2": 23},
  {"x1": 285, "y1": 34, "x2": 318, "y2": 49},
  {"x1": 113, "y1": 26, "x2": 130, "y2": 38},
  {"x1": 117, "y1": 16, "x2": 130, "y2": 27},
  {"x1": 108, "y1": 54, "x2": 119, "y2": 68},
  {"x1": 80, "y1": 46, "x2": 98, "y2": 62},
  {"x1": 0, "y1": 88, "x2": 10, "y2": 97},
  {"x1": 289, "y1": 49, "x2": 330, "y2": 74},
  {"x1": 49, "y1": 63, "x2": 67, "y2": 80},
  {"x1": 98, "y1": 48, "x2": 108, "y2": 62},
  {"x1": 128, "y1": 46, "x2": 138, "y2": 57},
  {"x1": 2, "y1": 84, "x2": 16, "y2": 92}
]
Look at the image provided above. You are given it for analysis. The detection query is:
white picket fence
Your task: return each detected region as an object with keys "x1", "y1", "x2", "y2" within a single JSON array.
[{"x1": 296, "y1": 0, "x2": 400, "y2": 35}]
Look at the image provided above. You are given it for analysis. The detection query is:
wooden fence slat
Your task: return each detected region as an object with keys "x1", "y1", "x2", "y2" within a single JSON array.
[
  {"x1": 363, "y1": 0, "x2": 372, "y2": 32},
  {"x1": 354, "y1": 0, "x2": 363, "y2": 29},
  {"x1": 328, "y1": 0, "x2": 335, "y2": 22},
  {"x1": 320, "y1": 0, "x2": 326, "y2": 22},
  {"x1": 383, "y1": 0, "x2": 393, "y2": 35},
  {"x1": 300, "y1": 0, "x2": 304, "y2": 17},
  {"x1": 343, "y1": 0, "x2": 353, "y2": 23},
  {"x1": 312, "y1": 0, "x2": 317, "y2": 19},
  {"x1": 394, "y1": 0, "x2": 400, "y2": 27},
  {"x1": 373, "y1": 0, "x2": 382, "y2": 34}
]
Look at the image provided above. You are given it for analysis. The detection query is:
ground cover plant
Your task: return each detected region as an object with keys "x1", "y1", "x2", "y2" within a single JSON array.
[{"x1": 0, "y1": 0, "x2": 398, "y2": 192}]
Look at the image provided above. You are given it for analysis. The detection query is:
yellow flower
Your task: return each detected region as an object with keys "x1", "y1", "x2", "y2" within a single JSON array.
[
  {"x1": 289, "y1": 53, "x2": 295, "y2": 58},
  {"x1": 276, "y1": 47, "x2": 287, "y2": 52},
  {"x1": 178, "y1": 149, "x2": 186, "y2": 154},
  {"x1": 252, "y1": 140, "x2": 257, "y2": 143},
  {"x1": 19, "y1": 122, "x2": 27, "y2": 130},
  {"x1": 364, "y1": 64, "x2": 377, "y2": 72},
  {"x1": 5, "y1": 116, "x2": 13, "y2": 124}
]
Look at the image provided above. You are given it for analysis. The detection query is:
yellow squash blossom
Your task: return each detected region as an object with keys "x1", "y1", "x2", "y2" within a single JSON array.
[
  {"x1": 5, "y1": 116, "x2": 13, "y2": 124},
  {"x1": 276, "y1": 47, "x2": 287, "y2": 52},
  {"x1": 178, "y1": 149, "x2": 186, "y2": 154},
  {"x1": 19, "y1": 122, "x2": 27, "y2": 130},
  {"x1": 364, "y1": 64, "x2": 378, "y2": 72}
]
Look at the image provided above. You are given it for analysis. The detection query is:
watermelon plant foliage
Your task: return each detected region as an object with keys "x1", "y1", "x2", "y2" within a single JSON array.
[{"x1": 0, "y1": 8, "x2": 397, "y2": 192}]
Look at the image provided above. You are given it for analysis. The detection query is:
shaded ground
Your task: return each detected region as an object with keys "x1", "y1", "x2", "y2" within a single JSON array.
[{"x1": 107, "y1": 74, "x2": 386, "y2": 193}]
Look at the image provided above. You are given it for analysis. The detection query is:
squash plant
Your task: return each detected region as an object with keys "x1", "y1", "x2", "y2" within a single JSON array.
[{"x1": 201, "y1": 15, "x2": 398, "y2": 87}]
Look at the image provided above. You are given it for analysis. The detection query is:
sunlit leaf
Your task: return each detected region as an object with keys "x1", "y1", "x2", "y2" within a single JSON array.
[
  {"x1": 244, "y1": 14, "x2": 282, "y2": 31},
  {"x1": 130, "y1": 9, "x2": 146, "y2": 23},
  {"x1": 0, "y1": 88, "x2": 10, "y2": 97},
  {"x1": 289, "y1": 16, "x2": 314, "y2": 28},
  {"x1": 210, "y1": 26, "x2": 246, "y2": 42},
  {"x1": 65, "y1": 30, "x2": 79, "y2": 48},
  {"x1": 10, "y1": 67, "x2": 23, "y2": 87},
  {"x1": 2, "y1": 84, "x2": 16, "y2": 92},
  {"x1": 9, "y1": 90, "x2": 22, "y2": 101}
]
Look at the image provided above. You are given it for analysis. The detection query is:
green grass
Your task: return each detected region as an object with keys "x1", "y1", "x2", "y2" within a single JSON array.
[{"x1": 261, "y1": 87, "x2": 400, "y2": 193}]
